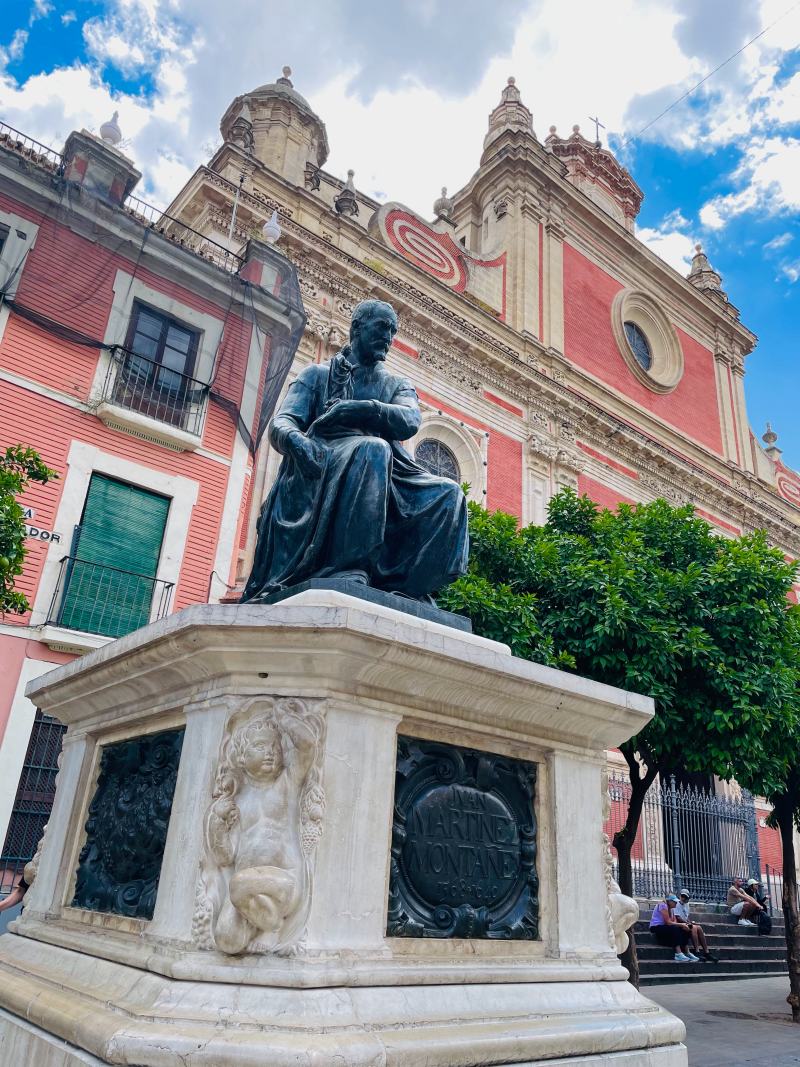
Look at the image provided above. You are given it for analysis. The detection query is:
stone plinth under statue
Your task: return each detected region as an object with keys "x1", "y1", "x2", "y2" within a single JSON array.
[{"x1": 0, "y1": 592, "x2": 686, "y2": 1066}]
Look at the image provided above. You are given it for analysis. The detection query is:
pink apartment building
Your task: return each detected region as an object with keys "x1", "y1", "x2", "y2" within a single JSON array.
[{"x1": 0, "y1": 119, "x2": 303, "y2": 886}]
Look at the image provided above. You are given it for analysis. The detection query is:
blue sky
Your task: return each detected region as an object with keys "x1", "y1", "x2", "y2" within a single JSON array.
[{"x1": 1, "y1": 0, "x2": 798, "y2": 469}]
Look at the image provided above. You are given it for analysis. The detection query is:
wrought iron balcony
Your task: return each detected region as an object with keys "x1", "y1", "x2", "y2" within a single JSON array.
[
  {"x1": 47, "y1": 556, "x2": 174, "y2": 639},
  {"x1": 101, "y1": 347, "x2": 208, "y2": 437}
]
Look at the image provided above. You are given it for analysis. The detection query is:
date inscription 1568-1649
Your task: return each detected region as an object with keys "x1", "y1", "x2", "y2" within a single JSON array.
[{"x1": 387, "y1": 736, "x2": 538, "y2": 939}]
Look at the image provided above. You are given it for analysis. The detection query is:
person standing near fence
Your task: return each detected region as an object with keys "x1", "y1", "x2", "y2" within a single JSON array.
[{"x1": 649, "y1": 894, "x2": 698, "y2": 962}]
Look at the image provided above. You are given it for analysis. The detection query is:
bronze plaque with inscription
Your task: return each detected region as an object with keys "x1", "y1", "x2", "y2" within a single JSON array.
[{"x1": 387, "y1": 736, "x2": 538, "y2": 939}]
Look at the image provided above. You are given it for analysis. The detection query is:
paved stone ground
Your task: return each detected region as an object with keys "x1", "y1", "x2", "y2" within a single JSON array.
[{"x1": 647, "y1": 976, "x2": 800, "y2": 1066}]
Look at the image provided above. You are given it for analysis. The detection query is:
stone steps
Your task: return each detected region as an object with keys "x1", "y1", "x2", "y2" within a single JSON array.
[
  {"x1": 632, "y1": 908, "x2": 788, "y2": 986},
  {"x1": 638, "y1": 933, "x2": 786, "y2": 950},
  {"x1": 641, "y1": 969, "x2": 789, "y2": 986},
  {"x1": 638, "y1": 944, "x2": 786, "y2": 960}
]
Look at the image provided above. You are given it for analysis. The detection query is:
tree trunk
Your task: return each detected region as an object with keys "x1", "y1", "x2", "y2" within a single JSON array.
[
  {"x1": 614, "y1": 834, "x2": 639, "y2": 987},
  {"x1": 774, "y1": 781, "x2": 800, "y2": 1024},
  {"x1": 612, "y1": 749, "x2": 659, "y2": 990}
]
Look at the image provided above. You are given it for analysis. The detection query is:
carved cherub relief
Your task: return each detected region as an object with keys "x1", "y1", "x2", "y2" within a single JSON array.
[{"x1": 195, "y1": 697, "x2": 325, "y2": 955}]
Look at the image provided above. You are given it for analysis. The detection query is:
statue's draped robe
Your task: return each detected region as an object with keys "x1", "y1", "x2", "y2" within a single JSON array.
[{"x1": 242, "y1": 354, "x2": 468, "y2": 601}]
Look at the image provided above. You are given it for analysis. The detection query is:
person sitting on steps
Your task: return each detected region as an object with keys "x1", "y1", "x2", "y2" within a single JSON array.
[
  {"x1": 0, "y1": 874, "x2": 27, "y2": 914},
  {"x1": 727, "y1": 876, "x2": 764, "y2": 927},
  {"x1": 649, "y1": 894, "x2": 698, "y2": 962},
  {"x1": 674, "y1": 890, "x2": 719, "y2": 962},
  {"x1": 745, "y1": 877, "x2": 768, "y2": 909}
]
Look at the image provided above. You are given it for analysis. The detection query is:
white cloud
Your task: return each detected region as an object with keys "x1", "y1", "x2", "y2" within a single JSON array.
[
  {"x1": 699, "y1": 202, "x2": 726, "y2": 230},
  {"x1": 30, "y1": 0, "x2": 54, "y2": 24},
  {"x1": 61, "y1": 12, "x2": 77, "y2": 26},
  {"x1": 0, "y1": 64, "x2": 152, "y2": 161},
  {"x1": 0, "y1": 0, "x2": 796, "y2": 227},
  {"x1": 662, "y1": 208, "x2": 691, "y2": 229},
  {"x1": 764, "y1": 231, "x2": 793, "y2": 253},
  {"x1": 780, "y1": 261, "x2": 800, "y2": 283},
  {"x1": 763, "y1": 70, "x2": 800, "y2": 127},
  {"x1": 700, "y1": 137, "x2": 800, "y2": 229},
  {"x1": 636, "y1": 224, "x2": 696, "y2": 274},
  {"x1": 5, "y1": 28, "x2": 28, "y2": 62}
]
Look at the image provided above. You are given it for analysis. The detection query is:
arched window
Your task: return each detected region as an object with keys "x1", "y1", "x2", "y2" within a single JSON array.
[
  {"x1": 624, "y1": 321, "x2": 652, "y2": 371},
  {"x1": 415, "y1": 438, "x2": 460, "y2": 482}
]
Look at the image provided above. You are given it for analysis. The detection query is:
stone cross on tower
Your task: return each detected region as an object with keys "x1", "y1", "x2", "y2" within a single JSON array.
[{"x1": 588, "y1": 114, "x2": 606, "y2": 146}]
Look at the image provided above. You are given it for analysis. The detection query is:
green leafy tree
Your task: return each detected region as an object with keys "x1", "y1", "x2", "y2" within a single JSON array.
[
  {"x1": 0, "y1": 445, "x2": 57, "y2": 615},
  {"x1": 440, "y1": 489, "x2": 798, "y2": 989},
  {"x1": 731, "y1": 607, "x2": 800, "y2": 1022}
]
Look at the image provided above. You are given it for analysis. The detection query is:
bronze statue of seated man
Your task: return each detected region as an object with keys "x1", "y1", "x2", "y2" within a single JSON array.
[{"x1": 241, "y1": 299, "x2": 468, "y2": 604}]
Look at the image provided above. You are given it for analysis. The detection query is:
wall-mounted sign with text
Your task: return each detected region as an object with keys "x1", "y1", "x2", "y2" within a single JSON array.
[{"x1": 22, "y1": 507, "x2": 62, "y2": 545}]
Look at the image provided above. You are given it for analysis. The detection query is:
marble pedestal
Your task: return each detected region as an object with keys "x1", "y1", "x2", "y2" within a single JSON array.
[{"x1": 0, "y1": 591, "x2": 687, "y2": 1066}]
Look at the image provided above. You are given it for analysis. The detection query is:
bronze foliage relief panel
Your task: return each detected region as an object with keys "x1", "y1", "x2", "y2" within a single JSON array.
[{"x1": 71, "y1": 727, "x2": 185, "y2": 920}]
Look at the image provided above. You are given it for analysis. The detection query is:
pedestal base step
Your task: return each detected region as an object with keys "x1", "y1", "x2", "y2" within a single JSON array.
[
  {"x1": 0, "y1": 1008, "x2": 687, "y2": 1067},
  {"x1": 0, "y1": 935, "x2": 687, "y2": 1067}
]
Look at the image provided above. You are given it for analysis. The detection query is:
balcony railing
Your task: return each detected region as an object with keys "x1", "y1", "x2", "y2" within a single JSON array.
[
  {"x1": 47, "y1": 556, "x2": 174, "y2": 639},
  {"x1": 124, "y1": 194, "x2": 243, "y2": 274},
  {"x1": 102, "y1": 347, "x2": 208, "y2": 437},
  {"x1": 0, "y1": 121, "x2": 64, "y2": 174},
  {"x1": 0, "y1": 119, "x2": 242, "y2": 275}
]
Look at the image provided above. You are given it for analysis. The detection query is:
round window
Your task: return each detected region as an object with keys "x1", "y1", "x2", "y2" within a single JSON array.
[
  {"x1": 623, "y1": 321, "x2": 652, "y2": 371},
  {"x1": 611, "y1": 290, "x2": 684, "y2": 393},
  {"x1": 415, "y1": 438, "x2": 460, "y2": 482}
]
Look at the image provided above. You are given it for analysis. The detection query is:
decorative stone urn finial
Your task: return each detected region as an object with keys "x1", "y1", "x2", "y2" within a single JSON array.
[
  {"x1": 762, "y1": 422, "x2": 782, "y2": 459},
  {"x1": 482, "y1": 74, "x2": 535, "y2": 154},
  {"x1": 100, "y1": 111, "x2": 122, "y2": 146},
  {"x1": 687, "y1": 242, "x2": 725, "y2": 295},
  {"x1": 278, "y1": 65, "x2": 293, "y2": 87},
  {"x1": 433, "y1": 185, "x2": 454, "y2": 221},
  {"x1": 262, "y1": 209, "x2": 281, "y2": 244},
  {"x1": 334, "y1": 169, "x2": 359, "y2": 216}
]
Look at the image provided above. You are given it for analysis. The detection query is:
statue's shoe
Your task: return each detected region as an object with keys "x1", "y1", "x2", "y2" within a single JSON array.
[
  {"x1": 390, "y1": 590, "x2": 438, "y2": 607},
  {"x1": 325, "y1": 570, "x2": 369, "y2": 584}
]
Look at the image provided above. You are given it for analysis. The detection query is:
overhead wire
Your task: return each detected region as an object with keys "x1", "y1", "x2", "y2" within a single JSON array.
[
  {"x1": 0, "y1": 168, "x2": 67, "y2": 302},
  {"x1": 619, "y1": 0, "x2": 800, "y2": 147}
]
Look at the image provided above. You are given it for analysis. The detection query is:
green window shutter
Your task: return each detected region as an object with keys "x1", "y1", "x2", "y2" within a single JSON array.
[{"x1": 59, "y1": 475, "x2": 170, "y2": 638}]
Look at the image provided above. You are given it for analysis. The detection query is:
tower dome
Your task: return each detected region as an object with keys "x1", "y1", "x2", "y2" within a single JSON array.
[{"x1": 220, "y1": 66, "x2": 329, "y2": 185}]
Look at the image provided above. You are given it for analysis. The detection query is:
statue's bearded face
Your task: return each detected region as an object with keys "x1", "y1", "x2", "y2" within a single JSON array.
[{"x1": 355, "y1": 306, "x2": 397, "y2": 364}]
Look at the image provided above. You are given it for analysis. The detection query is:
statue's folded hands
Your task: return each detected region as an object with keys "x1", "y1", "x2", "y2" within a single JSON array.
[{"x1": 310, "y1": 398, "x2": 378, "y2": 434}]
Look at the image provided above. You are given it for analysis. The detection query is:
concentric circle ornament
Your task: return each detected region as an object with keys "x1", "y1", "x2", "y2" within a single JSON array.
[
  {"x1": 776, "y1": 468, "x2": 800, "y2": 507},
  {"x1": 372, "y1": 205, "x2": 468, "y2": 292}
]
